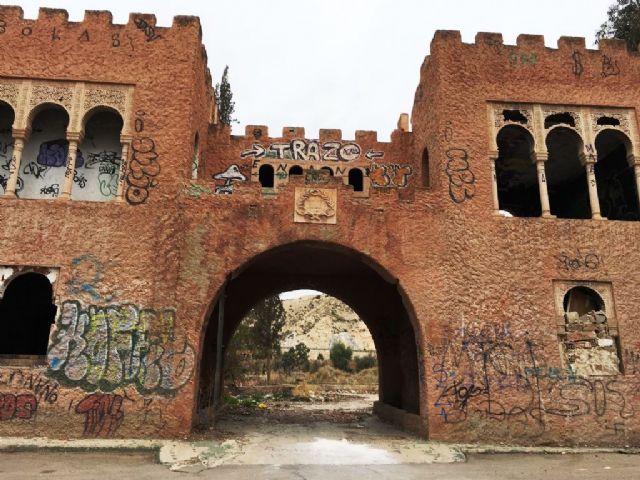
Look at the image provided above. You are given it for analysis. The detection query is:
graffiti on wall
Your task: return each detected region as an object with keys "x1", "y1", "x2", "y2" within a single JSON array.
[
  {"x1": 0, "y1": 393, "x2": 37, "y2": 421},
  {"x1": 445, "y1": 148, "x2": 475, "y2": 203},
  {"x1": 369, "y1": 163, "x2": 413, "y2": 188},
  {"x1": 430, "y1": 320, "x2": 636, "y2": 437},
  {"x1": 125, "y1": 137, "x2": 160, "y2": 205},
  {"x1": 557, "y1": 251, "x2": 602, "y2": 271},
  {"x1": 213, "y1": 164, "x2": 247, "y2": 194},
  {"x1": 48, "y1": 301, "x2": 195, "y2": 394},
  {"x1": 75, "y1": 393, "x2": 124, "y2": 437},
  {"x1": 241, "y1": 139, "x2": 384, "y2": 162}
]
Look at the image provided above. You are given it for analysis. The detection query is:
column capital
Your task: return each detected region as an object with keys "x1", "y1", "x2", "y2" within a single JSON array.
[
  {"x1": 66, "y1": 131, "x2": 83, "y2": 143},
  {"x1": 120, "y1": 134, "x2": 134, "y2": 145},
  {"x1": 534, "y1": 152, "x2": 548, "y2": 162},
  {"x1": 11, "y1": 127, "x2": 30, "y2": 141}
]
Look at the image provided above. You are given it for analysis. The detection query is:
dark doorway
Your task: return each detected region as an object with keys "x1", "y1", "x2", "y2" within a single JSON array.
[{"x1": 0, "y1": 272, "x2": 57, "y2": 356}]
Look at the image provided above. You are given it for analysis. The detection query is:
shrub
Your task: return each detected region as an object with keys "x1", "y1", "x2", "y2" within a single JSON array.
[
  {"x1": 330, "y1": 341, "x2": 353, "y2": 372},
  {"x1": 354, "y1": 354, "x2": 377, "y2": 371}
]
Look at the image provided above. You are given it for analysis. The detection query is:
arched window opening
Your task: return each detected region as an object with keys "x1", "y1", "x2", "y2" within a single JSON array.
[
  {"x1": 192, "y1": 132, "x2": 200, "y2": 180},
  {"x1": 0, "y1": 273, "x2": 57, "y2": 356},
  {"x1": 595, "y1": 130, "x2": 640, "y2": 221},
  {"x1": 544, "y1": 113, "x2": 576, "y2": 129},
  {"x1": 0, "y1": 103, "x2": 15, "y2": 195},
  {"x1": 495, "y1": 125, "x2": 541, "y2": 217},
  {"x1": 289, "y1": 165, "x2": 303, "y2": 175},
  {"x1": 348, "y1": 168, "x2": 363, "y2": 192},
  {"x1": 258, "y1": 164, "x2": 274, "y2": 188},
  {"x1": 74, "y1": 110, "x2": 124, "y2": 201},
  {"x1": 21, "y1": 106, "x2": 70, "y2": 199},
  {"x1": 321, "y1": 166, "x2": 333, "y2": 176},
  {"x1": 563, "y1": 286, "x2": 604, "y2": 317},
  {"x1": 421, "y1": 148, "x2": 430, "y2": 188},
  {"x1": 545, "y1": 127, "x2": 591, "y2": 219}
]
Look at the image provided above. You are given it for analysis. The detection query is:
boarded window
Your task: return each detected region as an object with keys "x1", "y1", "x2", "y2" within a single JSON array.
[
  {"x1": 0, "y1": 103, "x2": 15, "y2": 195},
  {"x1": 74, "y1": 109, "x2": 124, "y2": 201},
  {"x1": 20, "y1": 106, "x2": 70, "y2": 200}
]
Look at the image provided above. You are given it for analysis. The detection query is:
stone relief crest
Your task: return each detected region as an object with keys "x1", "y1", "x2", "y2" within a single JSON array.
[{"x1": 294, "y1": 187, "x2": 337, "y2": 224}]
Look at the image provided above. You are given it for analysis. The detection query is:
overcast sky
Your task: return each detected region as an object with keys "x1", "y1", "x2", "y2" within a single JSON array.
[{"x1": 12, "y1": 1, "x2": 612, "y2": 140}]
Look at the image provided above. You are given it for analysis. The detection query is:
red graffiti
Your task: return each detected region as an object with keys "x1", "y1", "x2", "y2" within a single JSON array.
[
  {"x1": 75, "y1": 393, "x2": 124, "y2": 437},
  {"x1": 0, "y1": 393, "x2": 37, "y2": 420}
]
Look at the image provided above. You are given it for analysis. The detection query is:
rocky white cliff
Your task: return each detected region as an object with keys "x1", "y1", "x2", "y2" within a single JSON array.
[{"x1": 281, "y1": 294, "x2": 375, "y2": 358}]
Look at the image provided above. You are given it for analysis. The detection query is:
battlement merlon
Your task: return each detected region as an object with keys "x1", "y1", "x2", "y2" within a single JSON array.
[
  {"x1": 0, "y1": 6, "x2": 211, "y2": 79},
  {"x1": 429, "y1": 29, "x2": 628, "y2": 54}
]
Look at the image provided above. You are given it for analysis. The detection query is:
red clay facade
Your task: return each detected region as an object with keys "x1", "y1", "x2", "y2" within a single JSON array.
[{"x1": 0, "y1": 7, "x2": 638, "y2": 446}]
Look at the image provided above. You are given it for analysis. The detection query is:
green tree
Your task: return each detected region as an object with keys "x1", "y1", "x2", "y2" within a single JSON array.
[
  {"x1": 597, "y1": 1, "x2": 640, "y2": 51},
  {"x1": 280, "y1": 342, "x2": 310, "y2": 374},
  {"x1": 250, "y1": 295, "x2": 286, "y2": 383},
  {"x1": 330, "y1": 341, "x2": 353, "y2": 372},
  {"x1": 215, "y1": 65, "x2": 237, "y2": 125}
]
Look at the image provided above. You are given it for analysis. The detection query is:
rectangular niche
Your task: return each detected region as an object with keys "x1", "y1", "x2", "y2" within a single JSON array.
[{"x1": 553, "y1": 280, "x2": 621, "y2": 376}]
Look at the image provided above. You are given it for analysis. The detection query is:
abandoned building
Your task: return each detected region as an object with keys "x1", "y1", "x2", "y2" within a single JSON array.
[{"x1": 0, "y1": 6, "x2": 639, "y2": 446}]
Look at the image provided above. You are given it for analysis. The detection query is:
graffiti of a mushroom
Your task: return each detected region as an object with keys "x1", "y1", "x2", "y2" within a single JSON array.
[{"x1": 213, "y1": 164, "x2": 247, "y2": 194}]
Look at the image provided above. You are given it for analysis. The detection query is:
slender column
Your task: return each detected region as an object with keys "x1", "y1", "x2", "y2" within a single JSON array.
[
  {"x1": 489, "y1": 154, "x2": 500, "y2": 215},
  {"x1": 59, "y1": 133, "x2": 82, "y2": 200},
  {"x1": 583, "y1": 154, "x2": 602, "y2": 220},
  {"x1": 628, "y1": 154, "x2": 640, "y2": 213},
  {"x1": 535, "y1": 152, "x2": 553, "y2": 218},
  {"x1": 3, "y1": 132, "x2": 26, "y2": 197},
  {"x1": 116, "y1": 137, "x2": 132, "y2": 202}
]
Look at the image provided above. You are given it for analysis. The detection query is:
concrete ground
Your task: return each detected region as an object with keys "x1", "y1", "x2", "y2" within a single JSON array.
[
  {"x1": 0, "y1": 394, "x2": 638, "y2": 478},
  {"x1": 1, "y1": 451, "x2": 639, "y2": 479}
]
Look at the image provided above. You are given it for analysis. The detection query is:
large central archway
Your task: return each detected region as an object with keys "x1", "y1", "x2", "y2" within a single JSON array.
[{"x1": 195, "y1": 241, "x2": 423, "y2": 433}]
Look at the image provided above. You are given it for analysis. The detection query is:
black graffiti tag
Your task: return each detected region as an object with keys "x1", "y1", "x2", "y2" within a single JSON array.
[
  {"x1": 445, "y1": 148, "x2": 475, "y2": 203},
  {"x1": 125, "y1": 137, "x2": 160, "y2": 205}
]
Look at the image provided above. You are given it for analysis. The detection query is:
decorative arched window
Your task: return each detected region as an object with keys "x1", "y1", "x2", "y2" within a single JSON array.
[
  {"x1": 21, "y1": 105, "x2": 70, "y2": 199},
  {"x1": 421, "y1": 147, "x2": 430, "y2": 188},
  {"x1": 348, "y1": 168, "x2": 363, "y2": 192},
  {"x1": 74, "y1": 109, "x2": 124, "y2": 201},
  {"x1": 595, "y1": 130, "x2": 640, "y2": 221},
  {"x1": 545, "y1": 127, "x2": 591, "y2": 219},
  {"x1": 321, "y1": 166, "x2": 333, "y2": 176},
  {"x1": 495, "y1": 125, "x2": 540, "y2": 217},
  {"x1": 0, "y1": 102, "x2": 15, "y2": 195},
  {"x1": 258, "y1": 164, "x2": 274, "y2": 188},
  {"x1": 0, "y1": 272, "x2": 57, "y2": 356}
]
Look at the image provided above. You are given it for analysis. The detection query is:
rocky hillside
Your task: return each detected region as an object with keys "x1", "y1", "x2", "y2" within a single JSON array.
[{"x1": 281, "y1": 294, "x2": 375, "y2": 358}]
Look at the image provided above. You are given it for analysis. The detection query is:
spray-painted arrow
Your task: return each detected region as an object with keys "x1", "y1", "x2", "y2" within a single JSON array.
[
  {"x1": 240, "y1": 144, "x2": 266, "y2": 159},
  {"x1": 365, "y1": 149, "x2": 385, "y2": 160}
]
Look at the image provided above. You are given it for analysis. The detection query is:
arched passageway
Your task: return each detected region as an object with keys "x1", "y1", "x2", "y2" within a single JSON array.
[{"x1": 196, "y1": 241, "x2": 421, "y2": 430}]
